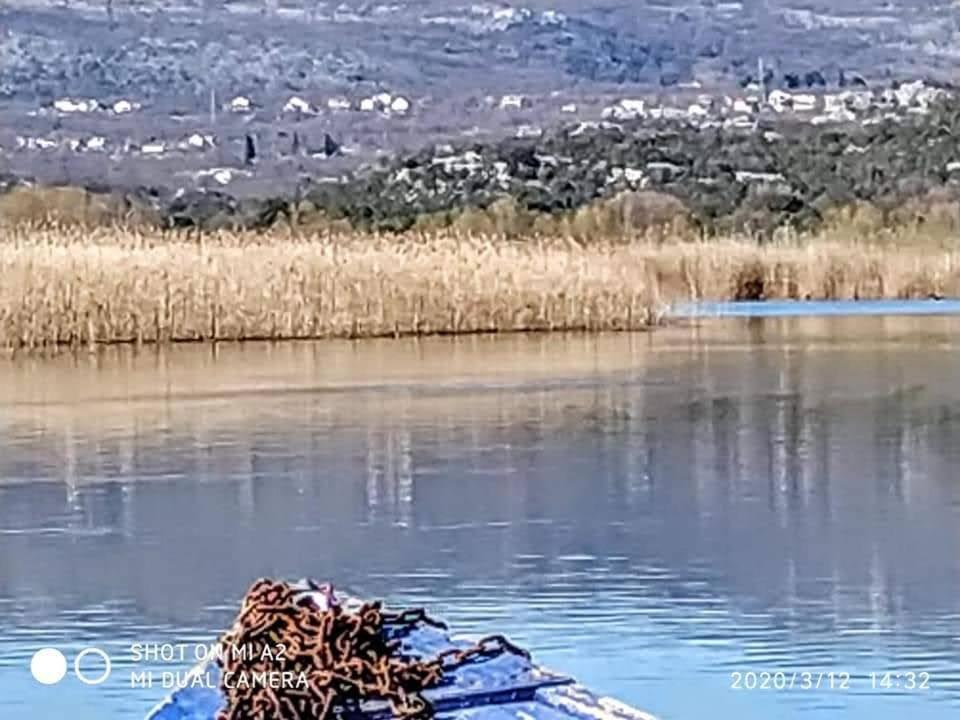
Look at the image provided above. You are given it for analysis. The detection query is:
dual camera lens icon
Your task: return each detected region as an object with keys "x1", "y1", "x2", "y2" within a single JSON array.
[{"x1": 31, "y1": 647, "x2": 112, "y2": 686}]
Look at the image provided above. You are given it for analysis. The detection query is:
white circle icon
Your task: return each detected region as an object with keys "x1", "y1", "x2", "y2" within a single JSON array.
[
  {"x1": 74, "y1": 647, "x2": 112, "y2": 686},
  {"x1": 31, "y1": 648, "x2": 68, "y2": 685}
]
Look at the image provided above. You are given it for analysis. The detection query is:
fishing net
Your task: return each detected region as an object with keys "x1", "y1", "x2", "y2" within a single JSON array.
[{"x1": 215, "y1": 578, "x2": 530, "y2": 720}]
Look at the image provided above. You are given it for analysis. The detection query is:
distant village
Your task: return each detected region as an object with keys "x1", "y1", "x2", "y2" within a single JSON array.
[
  {"x1": 0, "y1": 78, "x2": 951, "y2": 189},
  {"x1": 599, "y1": 79, "x2": 948, "y2": 127}
]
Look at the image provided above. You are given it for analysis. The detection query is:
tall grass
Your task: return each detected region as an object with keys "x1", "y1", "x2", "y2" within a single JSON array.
[
  {"x1": 0, "y1": 226, "x2": 659, "y2": 351},
  {"x1": 1, "y1": 224, "x2": 959, "y2": 352}
]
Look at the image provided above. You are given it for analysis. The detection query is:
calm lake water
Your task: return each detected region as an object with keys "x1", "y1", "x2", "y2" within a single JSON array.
[{"x1": 2, "y1": 319, "x2": 960, "y2": 720}]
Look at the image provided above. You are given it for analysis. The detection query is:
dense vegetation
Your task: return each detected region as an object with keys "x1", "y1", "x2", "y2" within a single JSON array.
[{"x1": 5, "y1": 97, "x2": 960, "y2": 242}]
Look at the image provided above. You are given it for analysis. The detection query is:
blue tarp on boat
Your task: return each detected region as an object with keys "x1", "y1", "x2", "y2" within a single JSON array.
[{"x1": 144, "y1": 593, "x2": 656, "y2": 720}]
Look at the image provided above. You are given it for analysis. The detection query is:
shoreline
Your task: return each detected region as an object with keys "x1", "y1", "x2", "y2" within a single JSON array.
[{"x1": 2, "y1": 226, "x2": 960, "y2": 353}]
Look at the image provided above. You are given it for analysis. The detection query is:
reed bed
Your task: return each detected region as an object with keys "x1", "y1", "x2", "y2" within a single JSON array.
[
  {"x1": 0, "y1": 227, "x2": 657, "y2": 351},
  {"x1": 2, "y1": 225, "x2": 959, "y2": 351}
]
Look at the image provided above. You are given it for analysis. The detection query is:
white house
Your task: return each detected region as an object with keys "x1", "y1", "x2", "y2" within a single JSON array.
[
  {"x1": 186, "y1": 133, "x2": 210, "y2": 149},
  {"x1": 727, "y1": 115, "x2": 755, "y2": 129},
  {"x1": 735, "y1": 170, "x2": 785, "y2": 183},
  {"x1": 647, "y1": 106, "x2": 686, "y2": 121},
  {"x1": 811, "y1": 109, "x2": 855, "y2": 125},
  {"x1": 359, "y1": 97, "x2": 376, "y2": 112},
  {"x1": 212, "y1": 169, "x2": 233, "y2": 185},
  {"x1": 499, "y1": 94, "x2": 525, "y2": 110},
  {"x1": 515, "y1": 124, "x2": 543, "y2": 138},
  {"x1": 327, "y1": 97, "x2": 351, "y2": 111},
  {"x1": 823, "y1": 94, "x2": 844, "y2": 113},
  {"x1": 229, "y1": 96, "x2": 252, "y2": 112},
  {"x1": 792, "y1": 94, "x2": 817, "y2": 112},
  {"x1": 53, "y1": 98, "x2": 95, "y2": 113},
  {"x1": 560, "y1": 103, "x2": 577, "y2": 113},
  {"x1": 112, "y1": 99, "x2": 136, "y2": 115},
  {"x1": 431, "y1": 150, "x2": 483, "y2": 173},
  {"x1": 390, "y1": 96, "x2": 410, "y2": 114},
  {"x1": 540, "y1": 10, "x2": 566, "y2": 25},
  {"x1": 602, "y1": 99, "x2": 646, "y2": 120},
  {"x1": 283, "y1": 96, "x2": 313, "y2": 114},
  {"x1": 570, "y1": 121, "x2": 601, "y2": 136},
  {"x1": 767, "y1": 89, "x2": 792, "y2": 113},
  {"x1": 894, "y1": 80, "x2": 924, "y2": 107}
]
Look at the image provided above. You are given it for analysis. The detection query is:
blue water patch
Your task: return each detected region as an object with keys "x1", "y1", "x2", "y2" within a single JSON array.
[
  {"x1": 5, "y1": 335, "x2": 960, "y2": 720},
  {"x1": 669, "y1": 299, "x2": 960, "y2": 318}
]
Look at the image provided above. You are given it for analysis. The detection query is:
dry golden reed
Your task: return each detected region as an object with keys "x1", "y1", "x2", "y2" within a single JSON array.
[
  {"x1": 0, "y1": 226, "x2": 658, "y2": 351},
  {"x1": 1, "y1": 224, "x2": 959, "y2": 352}
]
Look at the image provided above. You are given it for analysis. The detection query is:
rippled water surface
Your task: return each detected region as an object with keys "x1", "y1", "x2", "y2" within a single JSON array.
[{"x1": 2, "y1": 319, "x2": 960, "y2": 720}]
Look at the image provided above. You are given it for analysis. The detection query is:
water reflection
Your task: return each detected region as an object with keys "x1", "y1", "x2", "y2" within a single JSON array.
[{"x1": 1, "y1": 321, "x2": 960, "y2": 719}]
